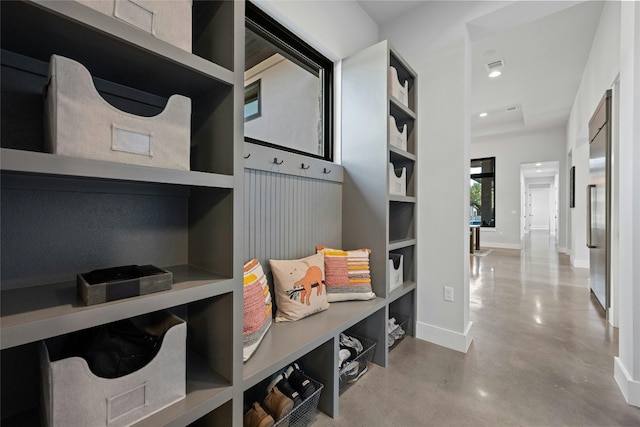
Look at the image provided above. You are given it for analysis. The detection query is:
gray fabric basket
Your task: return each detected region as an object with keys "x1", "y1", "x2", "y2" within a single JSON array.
[
  {"x1": 45, "y1": 54, "x2": 191, "y2": 171},
  {"x1": 77, "y1": 0, "x2": 192, "y2": 52},
  {"x1": 40, "y1": 312, "x2": 186, "y2": 427}
]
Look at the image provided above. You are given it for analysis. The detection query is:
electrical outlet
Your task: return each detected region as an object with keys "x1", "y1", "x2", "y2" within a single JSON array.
[{"x1": 444, "y1": 286, "x2": 454, "y2": 302}]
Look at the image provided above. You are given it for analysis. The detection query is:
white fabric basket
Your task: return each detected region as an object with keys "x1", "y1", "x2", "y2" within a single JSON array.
[
  {"x1": 388, "y1": 66, "x2": 409, "y2": 107},
  {"x1": 45, "y1": 55, "x2": 191, "y2": 171},
  {"x1": 389, "y1": 115, "x2": 407, "y2": 151},
  {"x1": 389, "y1": 253, "x2": 404, "y2": 292},
  {"x1": 77, "y1": 0, "x2": 192, "y2": 52},
  {"x1": 389, "y1": 163, "x2": 407, "y2": 196}
]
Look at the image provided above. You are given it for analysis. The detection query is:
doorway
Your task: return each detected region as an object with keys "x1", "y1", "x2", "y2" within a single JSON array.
[
  {"x1": 520, "y1": 161, "x2": 560, "y2": 240},
  {"x1": 528, "y1": 186, "x2": 551, "y2": 231}
]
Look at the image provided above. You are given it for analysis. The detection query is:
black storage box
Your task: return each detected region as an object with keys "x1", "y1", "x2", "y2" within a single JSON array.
[{"x1": 77, "y1": 265, "x2": 172, "y2": 306}]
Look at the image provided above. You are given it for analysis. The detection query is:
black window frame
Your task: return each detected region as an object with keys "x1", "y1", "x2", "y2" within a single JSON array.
[
  {"x1": 470, "y1": 157, "x2": 496, "y2": 228},
  {"x1": 244, "y1": 79, "x2": 261, "y2": 121},
  {"x1": 245, "y1": 1, "x2": 334, "y2": 161}
]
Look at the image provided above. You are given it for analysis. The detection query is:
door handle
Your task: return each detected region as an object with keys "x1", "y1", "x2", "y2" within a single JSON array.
[{"x1": 586, "y1": 184, "x2": 596, "y2": 248}]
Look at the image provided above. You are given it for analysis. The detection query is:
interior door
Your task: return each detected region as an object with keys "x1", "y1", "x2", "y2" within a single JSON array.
[{"x1": 529, "y1": 188, "x2": 550, "y2": 230}]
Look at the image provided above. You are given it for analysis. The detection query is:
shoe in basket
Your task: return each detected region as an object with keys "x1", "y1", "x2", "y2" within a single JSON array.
[
  {"x1": 263, "y1": 386, "x2": 294, "y2": 422},
  {"x1": 244, "y1": 402, "x2": 275, "y2": 427},
  {"x1": 285, "y1": 362, "x2": 316, "y2": 400}
]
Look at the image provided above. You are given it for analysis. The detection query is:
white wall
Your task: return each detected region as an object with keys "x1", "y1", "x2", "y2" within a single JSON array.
[
  {"x1": 379, "y1": 0, "x2": 591, "y2": 352},
  {"x1": 571, "y1": 138, "x2": 590, "y2": 268},
  {"x1": 614, "y1": 0, "x2": 640, "y2": 408},
  {"x1": 379, "y1": 1, "x2": 513, "y2": 352},
  {"x1": 471, "y1": 127, "x2": 567, "y2": 249},
  {"x1": 245, "y1": 57, "x2": 321, "y2": 155},
  {"x1": 564, "y1": 0, "x2": 639, "y2": 407}
]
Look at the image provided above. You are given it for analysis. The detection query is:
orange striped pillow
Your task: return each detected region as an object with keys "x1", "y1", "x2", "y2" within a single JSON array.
[{"x1": 317, "y1": 246, "x2": 376, "y2": 302}]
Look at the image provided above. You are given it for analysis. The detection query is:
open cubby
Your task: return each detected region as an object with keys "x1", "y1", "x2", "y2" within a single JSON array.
[
  {"x1": 389, "y1": 200, "x2": 416, "y2": 242},
  {"x1": 1, "y1": 49, "x2": 234, "y2": 177},
  {"x1": 2, "y1": 300, "x2": 235, "y2": 427}
]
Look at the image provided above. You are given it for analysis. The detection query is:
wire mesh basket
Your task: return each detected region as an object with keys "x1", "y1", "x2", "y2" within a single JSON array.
[
  {"x1": 388, "y1": 315, "x2": 410, "y2": 351},
  {"x1": 273, "y1": 375, "x2": 323, "y2": 427},
  {"x1": 338, "y1": 335, "x2": 376, "y2": 393}
]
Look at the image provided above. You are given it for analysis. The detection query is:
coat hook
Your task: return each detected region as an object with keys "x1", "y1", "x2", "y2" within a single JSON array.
[
  {"x1": 301, "y1": 163, "x2": 310, "y2": 170},
  {"x1": 244, "y1": 153, "x2": 251, "y2": 159},
  {"x1": 323, "y1": 168, "x2": 332, "y2": 174},
  {"x1": 273, "y1": 157, "x2": 284, "y2": 165}
]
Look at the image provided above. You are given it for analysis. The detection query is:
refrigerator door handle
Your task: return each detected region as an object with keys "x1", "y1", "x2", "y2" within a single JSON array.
[{"x1": 586, "y1": 184, "x2": 596, "y2": 248}]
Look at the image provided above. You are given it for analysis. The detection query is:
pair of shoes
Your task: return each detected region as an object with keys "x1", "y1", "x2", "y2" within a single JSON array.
[
  {"x1": 267, "y1": 373, "x2": 302, "y2": 407},
  {"x1": 263, "y1": 386, "x2": 294, "y2": 422},
  {"x1": 388, "y1": 318, "x2": 405, "y2": 341},
  {"x1": 285, "y1": 362, "x2": 316, "y2": 400},
  {"x1": 340, "y1": 360, "x2": 361, "y2": 383},
  {"x1": 244, "y1": 402, "x2": 275, "y2": 427},
  {"x1": 338, "y1": 333, "x2": 364, "y2": 369}
]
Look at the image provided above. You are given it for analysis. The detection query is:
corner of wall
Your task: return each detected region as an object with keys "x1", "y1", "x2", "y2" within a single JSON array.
[
  {"x1": 415, "y1": 320, "x2": 474, "y2": 353},
  {"x1": 615, "y1": 357, "x2": 640, "y2": 408}
]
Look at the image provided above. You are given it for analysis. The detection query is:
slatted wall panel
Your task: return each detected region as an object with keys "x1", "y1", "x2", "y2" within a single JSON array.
[{"x1": 244, "y1": 169, "x2": 342, "y2": 271}]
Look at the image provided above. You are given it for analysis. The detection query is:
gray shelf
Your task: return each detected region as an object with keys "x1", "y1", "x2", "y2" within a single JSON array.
[
  {"x1": 390, "y1": 97, "x2": 416, "y2": 121},
  {"x1": 242, "y1": 298, "x2": 386, "y2": 389},
  {"x1": 1, "y1": 149, "x2": 234, "y2": 189},
  {"x1": 389, "y1": 195, "x2": 417, "y2": 203},
  {"x1": 390, "y1": 145, "x2": 416, "y2": 162},
  {"x1": 134, "y1": 351, "x2": 233, "y2": 427},
  {"x1": 0, "y1": 1, "x2": 234, "y2": 98},
  {"x1": 1, "y1": 265, "x2": 234, "y2": 350},
  {"x1": 389, "y1": 238, "x2": 417, "y2": 251},
  {"x1": 389, "y1": 281, "x2": 417, "y2": 303}
]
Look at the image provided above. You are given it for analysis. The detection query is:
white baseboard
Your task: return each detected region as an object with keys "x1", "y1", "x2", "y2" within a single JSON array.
[
  {"x1": 571, "y1": 256, "x2": 589, "y2": 269},
  {"x1": 415, "y1": 320, "x2": 474, "y2": 353},
  {"x1": 557, "y1": 246, "x2": 567, "y2": 254},
  {"x1": 615, "y1": 357, "x2": 640, "y2": 408},
  {"x1": 482, "y1": 242, "x2": 521, "y2": 250}
]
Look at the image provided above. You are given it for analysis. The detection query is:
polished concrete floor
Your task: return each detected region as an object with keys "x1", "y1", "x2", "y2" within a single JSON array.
[{"x1": 314, "y1": 231, "x2": 640, "y2": 426}]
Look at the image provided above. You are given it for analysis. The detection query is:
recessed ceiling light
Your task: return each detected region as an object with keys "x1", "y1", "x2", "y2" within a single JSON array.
[
  {"x1": 536, "y1": 169, "x2": 541, "y2": 173},
  {"x1": 479, "y1": 112, "x2": 488, "y2": 117},
  {"x1": 535, "y1": 163, "x2": 542, "y2": 166},
  {"x1": 486, "y1": 59, "x2": 505, "y2": 79}
]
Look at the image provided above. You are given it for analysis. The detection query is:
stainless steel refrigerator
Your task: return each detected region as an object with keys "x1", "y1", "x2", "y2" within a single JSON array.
[{"x1": 587, "y1": 90, "x2": 611, "y2": 316}]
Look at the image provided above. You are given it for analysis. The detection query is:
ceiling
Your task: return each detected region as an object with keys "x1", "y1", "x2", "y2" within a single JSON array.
[
  {"x1": 521, "y1": 161, "x2": 559, "y2": 179},
  {"x1": 357, "y1": 1, "x2": 604, "y2": 140}
]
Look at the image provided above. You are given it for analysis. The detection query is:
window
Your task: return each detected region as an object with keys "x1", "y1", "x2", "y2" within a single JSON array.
[
  {"x1": 244, "y1": 79, "x2": 261, "y2": 121},
  {"x1": 245, "y1": 1, "x2": 333, "y2": 160},
  {"x1": 470, "y1": 157, "x2": 495, "y2": 227}
]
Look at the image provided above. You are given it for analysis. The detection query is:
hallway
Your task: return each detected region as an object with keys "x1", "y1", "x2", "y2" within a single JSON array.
[{"x1": 315, "y1": 233, "x2": 640, "y2": 426}]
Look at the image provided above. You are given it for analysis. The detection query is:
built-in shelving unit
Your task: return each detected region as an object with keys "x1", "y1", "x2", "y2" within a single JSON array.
[
  {"x1": 342, "y1": 40, "x2": 418, "y2": 365},
  {"x1": 2, "y1": 2, "x2": 420, "y2": 425},
  {"x1": 1, "y1": 0, "x2": 243, "y2": 425}
]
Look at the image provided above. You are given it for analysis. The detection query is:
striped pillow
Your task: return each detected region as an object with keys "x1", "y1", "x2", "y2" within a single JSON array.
[
  {"x1": 317, "y1": 246, "x2": 376, "y2": 302},
  {"x1": 243, "y1": 259, "x2": 272, "y2": 361}
]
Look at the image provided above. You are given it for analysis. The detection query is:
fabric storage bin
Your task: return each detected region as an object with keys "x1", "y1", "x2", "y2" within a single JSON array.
[
  {"x1": 389, "y1": 253, "x2": 403, "y2": 292},
  {"x1": 44, "y1": 54, "x2": 191, "y2": 171},
  {"x1": 77, "y1": 0, "x2": 192, "y2": 52},
  {"x1": 389, "y1": 115, "x2": 407, "y2": 151},
  {"x1": 40, "y1": 311, "x2": 186, "y2": 427},
  {"x1": 388, "y1": 163, "x2": 407, "y2": 196},
  {"x1": 388, "y1": 66, "x2": 408, "y2": 107}
]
